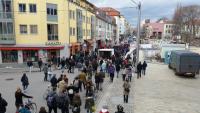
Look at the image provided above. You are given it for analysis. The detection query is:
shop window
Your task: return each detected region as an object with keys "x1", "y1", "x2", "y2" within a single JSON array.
[
  {"x1": 2, "y1": 50, "x2": 18, "y2": 63},
  {"x1": 23, "y1": 50, "x2": 38, "y2": 62}
]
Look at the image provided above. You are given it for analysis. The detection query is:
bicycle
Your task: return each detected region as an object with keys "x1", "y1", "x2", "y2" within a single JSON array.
[
  {"x1": 24, "y1": 99, "x2": 37, "y2": 113},
  {"x1": 43, "y1": 84, "x2": 52, "y2": 100}
]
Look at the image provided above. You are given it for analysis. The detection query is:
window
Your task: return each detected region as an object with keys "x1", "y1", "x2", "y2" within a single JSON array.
[
  {"x1": 20, "y1": 25, "x2": 27, "y2": 34},
  {"x1": 47, "y1": 24, "x2": 58, "y2": 40},
  {"x1": 23, "y1": 50, "x2": 38, "y2": 62},
  {"x1": 2, "y1": 50, "x2": 18, "y2": 63},
  {"x1": 29, "y1": 4, "x2": 37, "y2": 13},
  {"x1": 0, "y1": 22, "x2": 13, "y2": 34},
  {"x1": 19, "y1": 4, "x2": 26, "y2": 12},
  {"x1": 70, "y1": 27, "x2": 72, "y2": 36},
  {"x1": 73, "y1": 11, "x2": 75, "y2": 19},
  {"x1": 73, "y1": 28, "x2": 75, "y2": 36},
  {"x1": 30, "y1": 25, "x2": 38, "y2": 34},
  {"x1": 46, "y1": 4, "x2": 57, "y2": 16},
  {"x1": 69, "y1": 10, "x2": 72, "y2": 19}
]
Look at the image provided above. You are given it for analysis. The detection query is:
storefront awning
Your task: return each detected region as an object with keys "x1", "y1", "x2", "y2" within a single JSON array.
[{"x1": 0, "y1": 46, "x2": 64, "y2": 50}]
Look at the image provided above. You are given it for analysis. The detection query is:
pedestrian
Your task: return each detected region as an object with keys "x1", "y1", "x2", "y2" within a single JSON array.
[
  {"x1": 38, "y1": 58, "x2": 43, "y2": 72},
  {"x1": 43, "y1": 64, "x2": 48, "y2": 81},
  {"x1": 39, "y1": 106, "x2": 48, "y2": 113},
  {"x1": 21, "y1": 73, "x2": 29, "y2": 91},
  {"x1": 78, "y1": 70, "x2": 87, "y2": 91},
  {"x1": 73, "y1": 77, "x2": 80, "y2": 93},
  {"x1": 15, "y1": 87, "x2": 33, "y2": 112},
  {"x1": 56, "y1": 90, "x2": 70, "y2": 113},
  {"x1": 115, "y1": 64, "x2": 120, "y2": 78},
  {"x1": 99, "y1": 69, "x2": 105, "y2": 91},
  {"x1": 127, "y1": 66, "x2": 133, "y2": 82},
  {"x1": 27, "y1": 60, "x2": 33, "y2": 74},
  {"x1": 122, "y1": 67, "x2": 126, "y2": 81},
  {"x1": 0, "y1": 93, "x2": 8, "y2": 113},
  {"x1": 50, "y1": 74, "x2": 58, "y2": 89},
  {"x1": 142, "y1": 61, "x2": 147, "y2": 75},
  {"x1": 72, "y1": 93, "x2": 82, "y2": 113},
  {"x1": 46, "y1": 87, "x2": 57, "y2": 113},
  {"x1": 57, "y1": 74, "x2": 64, "y2": 83},
  {"x1": 108, "y1": 63, "x2": 115, "y2": 82},
  {"x1": 137, "y1": 62, "x2": 142, "y2": 79},
  {"x1": 58, "y1": 78, "x2": 68, "y2": 93},
  {"x1": 115, "y1": 105, "x2": 125, "y2": 113},
  {"x1": 61, "y1": 57, "x2": 66, "y2": 73},
  {"x1": 67, "y1": 83, "x2": 75, "y2": 105},
  {"x1": 85, "y1": 93, "x2": 95, "y2": 113},
  {"x1": 123, "y1": 79, "x2": 130, "y2": 103},
  {"x1": 94, "y1": 72, "x2": 100, "y2": 91}
]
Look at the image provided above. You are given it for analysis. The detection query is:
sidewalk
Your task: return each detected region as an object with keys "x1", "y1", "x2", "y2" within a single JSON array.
[{"x1": 95, "y1": 74, "x2": 135, "y2": 113}]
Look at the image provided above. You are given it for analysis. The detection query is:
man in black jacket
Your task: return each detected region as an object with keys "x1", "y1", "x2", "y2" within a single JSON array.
[{"x1": 0, "y1": 93, "x2": 8, "y2": 113}]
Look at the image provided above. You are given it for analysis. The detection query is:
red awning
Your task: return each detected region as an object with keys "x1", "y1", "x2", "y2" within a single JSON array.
[{"x1": 0, "y1": 46, "x2": 64, "y2": 50}]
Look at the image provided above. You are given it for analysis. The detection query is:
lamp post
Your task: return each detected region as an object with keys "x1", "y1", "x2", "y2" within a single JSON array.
[{"x1": 130, "y1": 0, "x2": 141, "y2": 66}]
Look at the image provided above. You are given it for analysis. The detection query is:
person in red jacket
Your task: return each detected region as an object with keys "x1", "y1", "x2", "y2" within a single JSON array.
[{"x1": 99, "y1": 105, "x2": 109, "y2": 113}]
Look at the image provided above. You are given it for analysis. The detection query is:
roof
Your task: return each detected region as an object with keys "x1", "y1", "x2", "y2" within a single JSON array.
[
  {"x1": 172, "y1": 50, "x2": 200, "y2": 56},
  {"x1": 99, "y1": 7, "x2": 120, "y2": 16}
]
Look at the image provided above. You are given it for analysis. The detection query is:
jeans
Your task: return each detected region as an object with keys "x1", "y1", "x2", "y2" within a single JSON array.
[
  {"x1": 124, "y1": 95, "x2": 129, "y2": 103},
  {"x1": 44, "y1": 73, "x2": 48, "y2": 81},
  {"x1": 128, "y1": 75, "x2": 132, "y2": 82}
]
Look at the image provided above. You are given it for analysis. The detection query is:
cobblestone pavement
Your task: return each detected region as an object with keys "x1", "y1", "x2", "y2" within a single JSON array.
[
  {"x1": 134, "y1": 63, "x2": 200, "y2": 113},
  {"x1": 96, "y1": 73, "x2": 135, "y2": 113}
]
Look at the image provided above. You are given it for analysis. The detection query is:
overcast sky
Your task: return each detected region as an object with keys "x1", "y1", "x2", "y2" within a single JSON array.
[{"x1": 90, "y1": 0, "x2": 200, "y2": 27}]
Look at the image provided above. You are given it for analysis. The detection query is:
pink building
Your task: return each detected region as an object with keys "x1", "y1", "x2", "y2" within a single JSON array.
[{"x1": 146, "y1": 23, "x2": 164, "y2": 39}]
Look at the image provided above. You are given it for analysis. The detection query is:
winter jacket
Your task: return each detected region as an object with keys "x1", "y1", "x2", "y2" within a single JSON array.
[
  {"x1": 58, "y1": 80, "x2": 67, "y2": 93},
  {"x1": 50, "y1": 76, "x2": 57, "y2": 87},
  {"x1": 123, "y1": 82, "x2": 130, "y2": 95},
  {"x1": 21, "y1": 75, "x2": 29, "y2": 86},
  {"x1": 79, "y1": 72, "x2": 86, "y2": 82},
  {"x1": 0, "y1": 97, "x2": 7, "y2": 113},
  {"x1": 15, "y1": 91, "x2": 32, "y2": 106},
  {"x1": 108, "y1": 65, "x2": 115, "y2": 74}
]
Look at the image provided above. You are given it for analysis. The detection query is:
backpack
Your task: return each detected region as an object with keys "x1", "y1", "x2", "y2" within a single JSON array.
[
  {"x1": 47, "y1": 93, "x2": 56, "y2": 107},
  {"x1": 68, "y1": 89, "x2": 74, "y2": 94}
]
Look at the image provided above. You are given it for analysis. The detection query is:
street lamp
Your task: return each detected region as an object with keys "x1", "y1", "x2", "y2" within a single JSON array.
[{"x1": 130, "y1": 0, "x2": 141, "y2": 66}]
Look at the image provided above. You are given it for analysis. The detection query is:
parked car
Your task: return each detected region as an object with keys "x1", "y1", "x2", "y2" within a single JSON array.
[{"x1": 168, "y1": 50, "x2": 200, "y2": 77}]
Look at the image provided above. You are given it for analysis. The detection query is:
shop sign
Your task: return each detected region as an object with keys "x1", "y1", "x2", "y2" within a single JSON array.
[{"x1": 45, "y1": 42, "x2": 61, "y2": 46}]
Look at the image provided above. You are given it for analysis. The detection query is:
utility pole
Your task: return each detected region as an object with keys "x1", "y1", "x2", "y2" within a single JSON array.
[{"x1": 136, "y1": 1, "x2": 141, "y2": 65}]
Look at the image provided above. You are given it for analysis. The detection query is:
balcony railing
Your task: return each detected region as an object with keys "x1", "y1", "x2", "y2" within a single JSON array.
[
  {"x1": 0, "y1": 12, "x2": 13, "y2": 19},
  {"x1": 0, "y1": 34, "x2": 15, "y2": 44}
]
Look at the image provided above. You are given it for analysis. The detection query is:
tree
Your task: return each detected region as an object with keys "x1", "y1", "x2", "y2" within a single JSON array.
[{"x1": 173, "y1": 4, "x2": 200, "y2": 43}]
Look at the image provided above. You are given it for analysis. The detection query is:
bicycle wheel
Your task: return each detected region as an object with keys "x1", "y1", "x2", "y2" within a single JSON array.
[{"x1": 29, "y1": 103, "x2": 37, "y2": 113}]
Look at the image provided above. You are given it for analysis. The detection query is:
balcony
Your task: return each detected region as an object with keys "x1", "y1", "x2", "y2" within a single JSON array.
[
  {"x1": 0, "y1": 12, "x2": 13, "y2": 19},
  {"x1": 0, "y1": 34, "x2": 16, "y2": 44}
]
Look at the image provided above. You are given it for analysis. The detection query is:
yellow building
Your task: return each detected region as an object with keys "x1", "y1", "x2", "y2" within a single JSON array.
[{"x1": 0, "y1": 0, "x2": 96, "y2": 64}]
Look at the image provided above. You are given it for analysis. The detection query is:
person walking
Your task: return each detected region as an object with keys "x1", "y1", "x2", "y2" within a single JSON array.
[
  {"x1": 46, "y1": 87, "x2": 57, "y2": 113},
  {"x1": 50, "y1": 74, "x2": 58, "y2": 89},
  {"x1": 72, "y1": 93, "x2": 82, "y2": 113},
  {"x1": 0, "y1": 93, "x2": 8, "y2": 113},
  {"x1": 21, "y1": 73, "x2": 29, "y2": 91},
  {"x1": 61, "y1": 57, "x2": 66, "y2": 73},
  {"x1": 43, "y1": 64, "x2": 48, "y2": 81},
  {"x1": 99, "y1": 69, "x2": 105, "y2": 91},
  {"x1": 15, "y1": 87, "x2": 33, "y2": 112},
  {"x1": 27, "y1": 60, "x2": 33, "y2": 74},
  {"x1": 137, "y1": 62, "x2": 142, "y2": 79},
  {"x1": 123, "y1": 79, "x2": 130, "y2": 103},
  {"x1": 39, "y1": 106, "x2": 48, "y2": 113},
  {"x1": 38, "y1": 58, "x2": 43, "y2": 72},
  {"x1": 115, "y1": 64, "x2": 120, "y2": 78},
  {"x1": 127, "y1": 66, "x2": 133, "y2": 82},
  {"x1": 56, "y1": 90, "x2": 70, "y2": 113},
  {"x1": 58, "y1": 78, "x2": 68, "y2": 93},
  {"x1": 85, "y1": 93, "x2": 95, "y2": 113},
  {"x1": 122, "y1": 67, "x2": 126, "y2": 81},
  {"x1": 142, "y1": 61, "x2": 147, "y2": 75},
  {"x1": 95, "y1": 72, "x2": 101, "y2": 91},
  {"x1": 67, "y1": 83, "x2": 75, "y2": 108},
  {"x1": 78, "y1": 70, "x2": 87, "y2": 91},
  {"x1": 108, "y1": 63, "x2": 115, "y2": 82},
  {"x1": 73, "y1": 77, "x2": 80, "y2": 93}
]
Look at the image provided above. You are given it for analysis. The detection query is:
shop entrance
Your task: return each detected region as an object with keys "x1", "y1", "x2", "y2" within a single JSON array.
[{"x1": 47, "y1": 50, "x2": 60, "y2": 60}]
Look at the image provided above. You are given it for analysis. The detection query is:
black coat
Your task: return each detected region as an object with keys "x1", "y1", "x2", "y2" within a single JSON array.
[
  {"x1": 15, "y1": 91, "x2": 32, "y2": 105},
  {"x1": 51, "y1": 77, "x2": 58, "y2": 87},
  {"x1": 142, "y1": 62, "x2": 147, "y2": 70},
  {"x1": 137, "y1": 63, "x2": 142, "y2": 72},
  {"x1": 0, "y1": 97, "x2": 7, "y2": 113},
  {"x1": 21, "y1": 75, "x2": 29, "y2": 86}
]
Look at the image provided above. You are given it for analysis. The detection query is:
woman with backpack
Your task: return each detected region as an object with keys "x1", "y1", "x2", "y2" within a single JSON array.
[{"x1": 21, "y1": 73, "x2": 29, "y2": 90}]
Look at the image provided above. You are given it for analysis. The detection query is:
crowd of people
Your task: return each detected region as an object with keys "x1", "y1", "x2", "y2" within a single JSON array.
[{"x1": 0, "y1": 45, "x2": 148, "y2": 113}]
